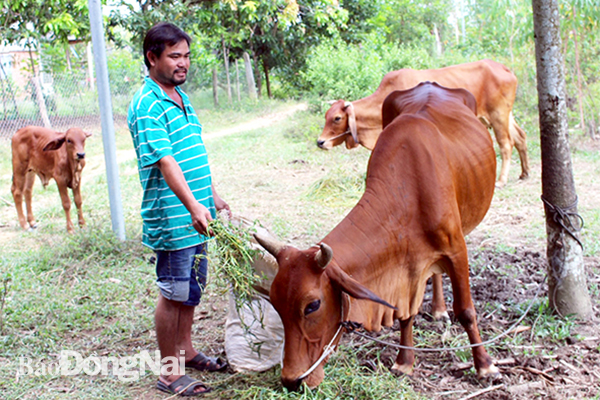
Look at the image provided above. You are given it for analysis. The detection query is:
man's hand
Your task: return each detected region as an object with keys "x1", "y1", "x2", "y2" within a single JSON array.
[{"x1": 189, "y1": 203, "x2": 213, "y2": 236}]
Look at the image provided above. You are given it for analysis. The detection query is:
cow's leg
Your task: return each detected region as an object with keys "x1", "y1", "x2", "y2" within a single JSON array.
[
  {"x1": 391, "y1": 316, "x2": 415, "y2": 376},
  {"x1": 56, "y1": 181, "x2": 75, "y2": 233},
  {"x1": 444, "y1": 247, "x2": 499, "y2": 379},
  {"x1": 72, "y1": 184, "x2": 85, "y2": 228},
  {"x1": 430, "y1": 274, "x2": 449, "y2": 320},
  {"x1": 508, "y1": 114, "x2": 530, "y2": 180},
  {"x1": 11, "y1": 169, "x2": 28, "y2": 230},
  {"x1": 23, "y1": 171, "x2": 37, "y2": 228},
  {"x1": 490, "y1": 121, "x2": 512, "y2": 188}
]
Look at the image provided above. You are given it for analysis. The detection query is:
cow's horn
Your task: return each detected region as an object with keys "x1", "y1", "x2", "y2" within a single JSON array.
[
  {"x1": 253, "y1": 232, "x2": 285, "y2": 257},
  {"x1": 315, "y1": 243, "x2": 333, "y2": 269}
]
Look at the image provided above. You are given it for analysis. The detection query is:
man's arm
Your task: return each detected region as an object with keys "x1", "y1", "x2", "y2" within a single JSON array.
[
  {"x1": 212, "y1": 184, "x2": 230, "y2": 217},
  {"x1": 156, "y1": 155, "x2": 212, "y2": 235}
]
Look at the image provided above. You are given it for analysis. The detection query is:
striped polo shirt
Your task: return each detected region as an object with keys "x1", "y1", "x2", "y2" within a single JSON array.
[{"x1": 127, "y1": 76, "x2": 216, "y2": 251}]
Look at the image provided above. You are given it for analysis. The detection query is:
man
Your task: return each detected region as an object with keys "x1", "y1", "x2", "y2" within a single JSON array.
[{"x1": 128, "y1": 22, "x2": 229, "y2": 396}]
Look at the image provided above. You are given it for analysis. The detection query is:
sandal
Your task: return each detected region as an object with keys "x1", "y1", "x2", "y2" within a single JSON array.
[
  {"x1": 156, "y1": 375, "x2": 212, "y2": 397},
  {"x1": 185, "y1": 353, "x2": 228, "y2": 372}
]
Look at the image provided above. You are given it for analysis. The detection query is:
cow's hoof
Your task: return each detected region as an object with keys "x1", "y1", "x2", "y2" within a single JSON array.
[
  {"x1": 432, "y1": 310, "x2": 451, "y2": 323},
  {"x1": 477, "y1": 364, "x2": 501, "y2": 381},
  {"x1": 391, "y1": 363, "x2": 414, "y2": 377},
  {"x1": 519, "y1": 172, "x2": 529, "y2": 180},
  {"x1": 495, "y1": 181, "x2": 507, "y2": 189}
]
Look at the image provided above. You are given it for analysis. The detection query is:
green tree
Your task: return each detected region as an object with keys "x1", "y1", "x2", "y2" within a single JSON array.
[
  {"x1": 1, "y1": 0, "x2": 90, "y2": 48},
  {"x1": 560, "y1": 0, "x2": 600, "y2": 137},
  {"x1": 369, "y1": 0, "x2": 452, "y2": 54}
]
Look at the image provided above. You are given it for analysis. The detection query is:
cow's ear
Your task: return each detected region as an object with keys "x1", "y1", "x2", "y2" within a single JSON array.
[
  {"x1": 43, "y1": 134, "x2": 66, "y2": 151},
  {"x1": 326, "y1": 265, "x2": 397, "y2": 310}
]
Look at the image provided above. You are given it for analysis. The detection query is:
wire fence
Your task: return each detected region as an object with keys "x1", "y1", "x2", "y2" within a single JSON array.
[
  {"x1": 0, "y1": 43, "x2": 260, "y2": 141},
  {"x1": 0, "y1": 60, "x2": 137, "y2": 139}
]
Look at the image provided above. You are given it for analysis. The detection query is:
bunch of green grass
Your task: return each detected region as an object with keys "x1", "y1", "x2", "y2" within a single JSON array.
[{"x1": 204, "y1": 218, "x2": 263, "y2": 314}]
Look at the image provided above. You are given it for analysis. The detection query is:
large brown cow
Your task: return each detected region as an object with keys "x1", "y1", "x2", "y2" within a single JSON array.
[
  {"x1": 255, "y1": 82, "x2": 499, "y2": 390},
  {"x1": 11, "y1": 126, "x2": 91, "y2": 233},
  {"x1": 318, "y1": 59, "x2": 529, "y2": 187}
]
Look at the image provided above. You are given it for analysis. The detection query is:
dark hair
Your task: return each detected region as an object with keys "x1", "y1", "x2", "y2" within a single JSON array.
[{"x1": 143, "y1": 22, "x2": 192, "y2": 69}]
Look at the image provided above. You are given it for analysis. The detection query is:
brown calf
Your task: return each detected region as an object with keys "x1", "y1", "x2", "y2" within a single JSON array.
[{"x1": 11, "y1": 126, "x2": 91, "y2": 233}]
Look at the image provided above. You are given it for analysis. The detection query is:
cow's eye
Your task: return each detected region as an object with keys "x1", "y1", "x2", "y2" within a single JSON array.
[
  {"x1": 334, "y1": 116, "x2": 342, "y2": 122},
  {"x1": 304, "y1": 300, "x2": 321, "y2": 316},
  {"x1": 67, "y1": 139, "x2": 72, "y2": 143}
]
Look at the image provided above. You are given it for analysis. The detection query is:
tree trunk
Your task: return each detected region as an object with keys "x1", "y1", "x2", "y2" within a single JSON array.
[
  {"x1": 252, "y1": 52, "x2": 262, "y2": 98},
  {"x1": 32, "y1": 76, "x2": 51, "y2": 128},
  {"x1": 433, "y1": 23, "x2": 442, "y2": 57},
  {"x1": 87, "y1": 42, "x2": 95, "y2": 92},
  {"x1": 222, "y1": 38, "x2": 232, "y2": 103},
  {"x1": 212, "y1": 68, "x2": 219, "y2": 108},
  {"x1": 242, "y1": 52, "x2": 257, "y2": 100},
  {"x1": 532, "y1": 0, "x2": 592, "y2": 319},
  {"x1": 65, "y1": 42, "x2": 72, "y2": 71},
  {"x1": 263, "y1": 58, "x2": 271, "y2": 99},
  {"x1": 235, "y1": 59, "x2": 241, "y2": 102},
  {"x1": 570, "y1": 5, "x2": 586, "y2": 137},
  {"x1": 27, "y1": 45, "x2": 51, "y2": 128}
]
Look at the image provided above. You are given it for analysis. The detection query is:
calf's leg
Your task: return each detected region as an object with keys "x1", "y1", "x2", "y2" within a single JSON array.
[
  {"x1": 56, "y1": 181, "x2": 75, "y2": 233},
  {"x1": 24, "y1": 171, "x2": 37, "y2": 228},
  {"x1": 72, "y1": 184, "x2": 86, "y2": 228},
  {"x1": 11, "y1": 172, "x2": 28, "y2": 230}
]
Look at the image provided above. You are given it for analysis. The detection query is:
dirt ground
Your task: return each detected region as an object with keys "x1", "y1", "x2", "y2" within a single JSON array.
[{"x1": 369, "y1": 249, "x2": 600, "y2": 400}]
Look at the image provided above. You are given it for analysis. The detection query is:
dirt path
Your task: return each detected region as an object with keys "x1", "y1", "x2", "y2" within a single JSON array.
[{"x1": 203, "y1": 103, "x2": 308, "y2": 140}]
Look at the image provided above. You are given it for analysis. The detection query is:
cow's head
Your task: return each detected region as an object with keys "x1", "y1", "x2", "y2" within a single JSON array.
[
  {"x1": 254, "y1": 233, "x2": 395, "y2": 391},
  {"x1": 317, "y1": 100, "x2": 359, "y2": 150},
  {"x1": 43, "y1": 127, "x2": 92, "y2": 163}
]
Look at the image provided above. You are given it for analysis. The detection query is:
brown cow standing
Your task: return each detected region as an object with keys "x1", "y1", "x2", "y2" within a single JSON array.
[
  {"x1": 318, "y1": 59, "x2": 529, "y2": 187},
  {"x1": 255, "y1": 82, "x2": 499, "y2": 390},
  {"x1": 11, "y1": 126, "x2": 91, "y2": 233}
]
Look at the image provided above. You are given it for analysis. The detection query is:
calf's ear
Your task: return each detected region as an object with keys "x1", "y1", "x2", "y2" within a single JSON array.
[
  {"x1": 326, "y1": 265, "x2": 397, "y2": 310},
  {"x1": 43, "y1": 134, "x2": 66, "y2": 151}
]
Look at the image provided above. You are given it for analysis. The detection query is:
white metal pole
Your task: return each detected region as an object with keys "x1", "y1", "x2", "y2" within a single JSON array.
[{"x1": 88, "y1": 0, "x2": 126, "y2": 240}]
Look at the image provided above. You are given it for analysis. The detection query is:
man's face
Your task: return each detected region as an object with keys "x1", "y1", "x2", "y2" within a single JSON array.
[{"x1": 148, "y1": 39, "x2": 190, "y2": 87}]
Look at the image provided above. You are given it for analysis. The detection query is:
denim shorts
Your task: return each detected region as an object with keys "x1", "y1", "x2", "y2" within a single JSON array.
[{"x1": 155, "y1": 244, "x2": 207, "y2": 306}]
